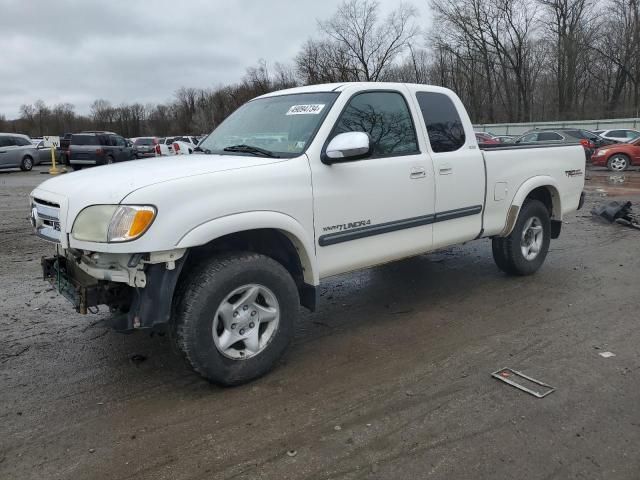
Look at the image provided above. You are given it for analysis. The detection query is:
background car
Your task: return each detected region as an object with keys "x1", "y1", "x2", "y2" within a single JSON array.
[
  {"x1": 514, "y1": 129, "x2": 594, "y2": 159},
  {"x1": 475, "y1": 132, "x2": 500, "y2": 144},
  {"x1": 157, "y1": 137, "x2": 176, "y2": 155},
  {"x1": 493, "y1": 135, "x2": 517, "y2": 143},
  {"x1": 32, "y1": 139, "x2": 63, "y2": 164},
  {"x1": 0, "y1": 133, "x2": 38, "y2": 171},
  {"x1": 172, "y1": 139, "x2": 196, "y2": 154},
  {"x1": 133, "y1": 137, "x2": 159, "y2": 158},
  {"x1": 68, "y1": 131, "x2": 136, "y2": 170},
  {"x1": 174, "y1": 135, "x2": 200, "y2": 146},
  {"x1": 591, "y1": 138, "x2": 640, "y2": 171},
  {"x1": 539, "y1": 128, "x2": 617, "y2": 160},
  {"x1": 514, "y1": 129, "x2": 579, "y2": 144},
  {"x1": 593, "y1": 128, "x2": 640, "y2": 142}
]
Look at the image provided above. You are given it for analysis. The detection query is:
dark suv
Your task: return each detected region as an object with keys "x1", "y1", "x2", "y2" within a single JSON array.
[{"x1": 68, "y1": 131, "x2": 135, "y2": 170}]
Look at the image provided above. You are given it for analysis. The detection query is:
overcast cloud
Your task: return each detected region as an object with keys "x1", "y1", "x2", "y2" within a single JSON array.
[{"x1": 0, "y1": 0, "x2": 427, "y2": 119}]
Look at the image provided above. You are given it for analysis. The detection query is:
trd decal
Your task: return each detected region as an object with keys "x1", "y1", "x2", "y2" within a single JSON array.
[
  {"x1": 322, "y1": 219, "x2": 372, "y2": 233},
  {"x1": 565, "y1": 169, "x2": 583, "y2": 177}
]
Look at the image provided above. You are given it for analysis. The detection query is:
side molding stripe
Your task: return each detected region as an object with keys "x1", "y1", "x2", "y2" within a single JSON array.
[{"x1": 318, "y1": 205, "x2": 482, "y2": 247}]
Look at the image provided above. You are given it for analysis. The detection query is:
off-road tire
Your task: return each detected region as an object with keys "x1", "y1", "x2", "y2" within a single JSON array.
[
  {"x1": 174, "y1": 252, "x2": 299, "y2": 386},
  {"x1": 492, "y1": 199, "x2": 551, "y2": 276},
  {"x1": 20, "y1": 156, "x2": 33, "y2": 171}
]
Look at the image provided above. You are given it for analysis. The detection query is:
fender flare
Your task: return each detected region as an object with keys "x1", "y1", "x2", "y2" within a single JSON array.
[
  {"x1": 501, "y1": 176, "x2": 562, "y2": 236},
  {"x1": 175, "y1": 211, "x2": 318, "y2": 284}
]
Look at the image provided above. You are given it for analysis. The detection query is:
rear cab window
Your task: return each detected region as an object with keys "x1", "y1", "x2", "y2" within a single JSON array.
[{"x1": 415, "y1": 92, "x2": 465, "y2": 153}]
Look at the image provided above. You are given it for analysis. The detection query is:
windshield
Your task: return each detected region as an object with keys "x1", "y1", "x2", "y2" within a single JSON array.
[
  {"x1": 199, "y1": 92, "x2": 339, "y2": 157},
  {"x1": 135, "y1": 138, "x2": 154, "y2": 145}
]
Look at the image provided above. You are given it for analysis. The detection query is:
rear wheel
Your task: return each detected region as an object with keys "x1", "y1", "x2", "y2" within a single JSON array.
[
  {"x1": 492, "y1": 199, "x2": 551, "y2": 276},
  {"x1": 20, "y1": 156, "x2": 33, "y2": 171},
  {"x1": 174, "y1": 252, "x2": 299, "y2": 386},
  {"x1": 607, "y1": 154, "x2": 629, "y2": 171},
  {"x1": 71, "y1": 164, "x2": 82, "y2": 171},
  {"x1": 105, "y1": 155, "x2": 114, "y2": 165}
]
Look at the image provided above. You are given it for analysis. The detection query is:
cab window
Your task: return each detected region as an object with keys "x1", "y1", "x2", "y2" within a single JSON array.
[
  {"x1": 416, "y1": 92, "x2": 466, "y2": 153},
  {"x1": 331, "y1": 91, "x2": 418, "y2": 157}
]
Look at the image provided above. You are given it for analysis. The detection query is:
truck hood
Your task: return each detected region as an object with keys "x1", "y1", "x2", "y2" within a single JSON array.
[{"x1": 33, "y1": 154, "x2": 283, "y2": 204}]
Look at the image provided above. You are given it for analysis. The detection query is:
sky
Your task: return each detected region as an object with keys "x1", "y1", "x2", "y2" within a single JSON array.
[{"x1": 0, "y1": 0, "x2": 428, "y2": 119}]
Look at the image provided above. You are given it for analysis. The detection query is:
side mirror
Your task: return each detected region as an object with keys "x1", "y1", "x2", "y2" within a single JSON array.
[{"x1": 324, "y1": 132, "x2": 371, "y2": 164}]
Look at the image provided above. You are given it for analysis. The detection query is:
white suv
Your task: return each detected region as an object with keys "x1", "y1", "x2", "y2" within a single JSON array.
[{"x1": 593, "y1": 129, "x2": 640, "y2": 142}]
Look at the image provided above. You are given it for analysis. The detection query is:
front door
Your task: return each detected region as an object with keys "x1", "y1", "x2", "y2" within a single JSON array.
[{"x1": 310, "y1": 88, "x2": 435, "y2": 278}]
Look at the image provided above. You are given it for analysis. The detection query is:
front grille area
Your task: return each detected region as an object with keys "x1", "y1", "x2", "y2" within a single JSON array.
[{"x1": 32, "y1": 198, "x2": 61, "y2": 243}]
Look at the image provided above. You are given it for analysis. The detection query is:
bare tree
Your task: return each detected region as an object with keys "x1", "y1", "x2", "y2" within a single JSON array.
[
  {"x1": 538, "y1": 0, "x2": 597, "y2": 118},
  {"x1": 318, "y1": 0, "x2": 419, "y2": 81}
]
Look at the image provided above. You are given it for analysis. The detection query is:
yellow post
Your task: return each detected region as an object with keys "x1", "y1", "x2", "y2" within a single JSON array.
[{"x1": 48, "y1": 144, "x2": 64, "y2": 175}]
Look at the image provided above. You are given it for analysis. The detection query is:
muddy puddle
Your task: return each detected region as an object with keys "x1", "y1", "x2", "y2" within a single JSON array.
[{"x1": 585, "y1": 170, "x2": 640, "y2": 196}]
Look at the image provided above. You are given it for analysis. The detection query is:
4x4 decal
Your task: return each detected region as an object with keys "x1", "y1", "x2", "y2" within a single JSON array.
[{"x1": 322, "y1": 219, "x2": 372, "y2": 233}]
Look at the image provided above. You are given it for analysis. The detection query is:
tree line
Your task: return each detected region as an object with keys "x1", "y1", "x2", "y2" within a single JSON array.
[{"x1": 3, "y1": 0, "x2": 640, "y2": 138}]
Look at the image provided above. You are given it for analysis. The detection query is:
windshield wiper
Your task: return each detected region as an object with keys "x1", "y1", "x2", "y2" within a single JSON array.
[{"x1": 223, "y1": 144, "x2": 279, "y2": 158}]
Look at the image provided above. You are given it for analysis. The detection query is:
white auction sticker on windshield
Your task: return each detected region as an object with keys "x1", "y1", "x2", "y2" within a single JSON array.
[{"x1": 286, "y1": 104, "x2": 325, "y2": 115}]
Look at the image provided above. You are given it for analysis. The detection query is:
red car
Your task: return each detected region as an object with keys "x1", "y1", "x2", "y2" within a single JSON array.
[
  {"x1": 591, "y1": 139, "x2": 640, "y2": 171},
  {"x1": 475, "y1": 132, "x2": 500, "y2": 145}
]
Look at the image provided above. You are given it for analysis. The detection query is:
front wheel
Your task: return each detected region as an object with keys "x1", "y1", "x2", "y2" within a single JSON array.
[
  {"x1": 174, "y1": 252, "x2": 299, "y2": 386},
  {"x1": 20, "y1": 156, "x2": 33, "y2": 171},
  {"x1": 492, "y1": 199, "x2": 551, "y2": 276}
]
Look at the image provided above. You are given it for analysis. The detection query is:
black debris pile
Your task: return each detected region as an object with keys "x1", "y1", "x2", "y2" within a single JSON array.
[{"x1": 591, "y1": 200, "x2": 640, "y2": 230}]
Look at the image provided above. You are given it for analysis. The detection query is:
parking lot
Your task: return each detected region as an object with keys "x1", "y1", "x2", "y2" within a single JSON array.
[{"x1": 1, "y1": 165, "x2": 640, "y2": 479}]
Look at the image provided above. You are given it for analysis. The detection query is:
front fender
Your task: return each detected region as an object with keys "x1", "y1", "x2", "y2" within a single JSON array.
[{"x1": 176, "y1": 211, "x2": 318, "y2": 284}]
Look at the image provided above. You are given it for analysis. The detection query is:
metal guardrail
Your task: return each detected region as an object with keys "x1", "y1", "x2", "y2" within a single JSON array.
[{"x1": 473, "y1": 117, "x2": 640, "y2": 135}]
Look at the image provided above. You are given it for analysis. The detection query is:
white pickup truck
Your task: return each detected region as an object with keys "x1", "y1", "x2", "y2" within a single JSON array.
[{"x1": 30, "y1": 82, "x2": 585, "y2": 385}]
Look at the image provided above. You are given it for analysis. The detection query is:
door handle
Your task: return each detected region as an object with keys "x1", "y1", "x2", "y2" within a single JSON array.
[
  {"x1": 438, "y1": 164, "x2": 453, "y2": 175},
  {"x1": 410, "y1": 167, "x2": 426, "y2": 179}
]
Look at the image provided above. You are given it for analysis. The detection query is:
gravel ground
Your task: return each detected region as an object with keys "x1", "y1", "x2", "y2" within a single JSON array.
[{"x1": 1, "y1": 165, "x2": 640, "y2": 480}]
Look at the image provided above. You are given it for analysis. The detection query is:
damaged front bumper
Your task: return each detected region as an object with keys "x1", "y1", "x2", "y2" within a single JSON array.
[
  {"x1": 42, "y1": 249, "x2": 188, "y2": 332},
  {"x1": 42, "y1": 255, "x2": 131, "y2": 315}
]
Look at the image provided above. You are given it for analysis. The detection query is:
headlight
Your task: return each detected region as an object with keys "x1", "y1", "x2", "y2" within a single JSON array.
[
  {"x1": 594, "y1": 150, "x2": 606, "y2": 156},
  {"x1": 72, "y1": 205, "x2": 156, "y2": 243}
]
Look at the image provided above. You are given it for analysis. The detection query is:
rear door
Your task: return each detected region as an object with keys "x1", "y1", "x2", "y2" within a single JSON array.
[
  {"x1": 14, "y1": 136, "x2": 35, "y2": 163},
  {"x1": 114, "y1": 136, "x2": 128, "y2": 161},
  {"x1": 408, "y1": 87, "x2": 485, "y2": 248},
  {"x1": 1, "y1": 136, "x2": 19, "y2": 166},
  {"x1": 0, "y1": 136, "x2": 16, "y2": 167}
]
